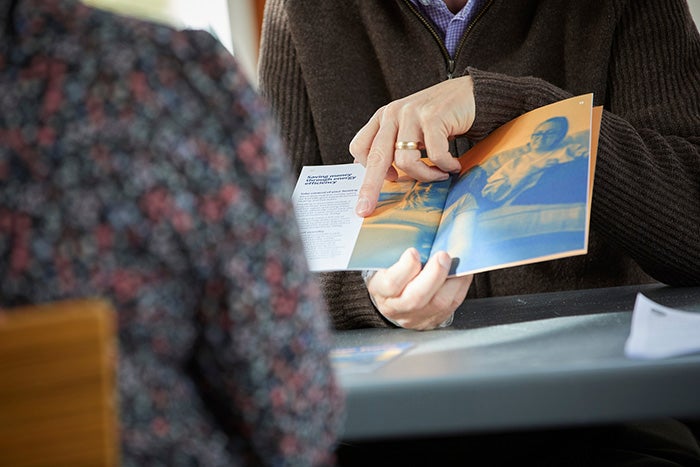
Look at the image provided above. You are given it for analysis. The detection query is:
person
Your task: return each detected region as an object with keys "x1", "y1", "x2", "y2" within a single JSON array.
[
  {"x1": 429, "y1": 115, "x2": 591, "y2": 271},
  {"x1": 474, "y1": 116, "x2": 589, "y2": 206},
  {"x1": 258, "y1": 0, "x2": 700, "y2": 331},
  {"x1": 0, "y1": 0, "x2": 343, "y2": 465},
  {"x1": 258, "y1": 0, "x2": 700, "y2": 464}
]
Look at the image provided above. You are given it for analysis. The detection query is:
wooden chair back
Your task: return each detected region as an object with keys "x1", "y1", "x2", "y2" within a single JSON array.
[{"x1": 0, "y1": 299, "x2": 119, "y2": 467}]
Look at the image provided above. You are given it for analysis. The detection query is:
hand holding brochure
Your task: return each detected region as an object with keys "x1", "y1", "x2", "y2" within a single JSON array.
[{"x1": 292, "y1": 94, "x2": 602, "y2": 276}]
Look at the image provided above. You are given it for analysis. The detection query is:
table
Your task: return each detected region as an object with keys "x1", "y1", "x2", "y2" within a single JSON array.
[{"x1": 332, "y1": 283, "x2": 700, "y2": 441}]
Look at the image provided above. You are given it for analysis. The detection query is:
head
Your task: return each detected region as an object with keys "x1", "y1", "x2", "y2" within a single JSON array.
[{"x1": 531, "y1": 117, "x2": 568, "y2": 152}]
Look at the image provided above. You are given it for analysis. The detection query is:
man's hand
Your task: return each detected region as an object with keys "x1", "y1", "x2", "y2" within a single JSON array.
[
  {"x1": 367, "y1": 248, "x2": 473, "y2": 330},
  {"x1": 350, "y1": 76, "x2": 476, "y2": 217}
]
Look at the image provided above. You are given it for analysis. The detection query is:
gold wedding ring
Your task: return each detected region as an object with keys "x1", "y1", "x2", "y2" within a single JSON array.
[{"x1": 394, "y1": 141, "x2": 423, "y2": 150}]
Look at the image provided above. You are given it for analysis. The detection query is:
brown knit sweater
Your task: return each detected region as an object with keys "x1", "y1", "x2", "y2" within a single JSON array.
[{"x1": 259, "y1": 0, "x2": 700, "y2": 329}]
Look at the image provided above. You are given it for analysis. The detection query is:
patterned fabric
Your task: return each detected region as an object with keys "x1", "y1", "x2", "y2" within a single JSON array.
[
  {"x1": 408, "y1": 0, "x2": 488, "y2": 57},
  {"x1": 0, "y1": 0, "x2": 343, "y2": 465}
]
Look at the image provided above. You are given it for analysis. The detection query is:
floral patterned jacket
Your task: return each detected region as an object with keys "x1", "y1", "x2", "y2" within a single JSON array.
[{"x1": 0, "y1": 0, "x2": 343, "y2": 465}]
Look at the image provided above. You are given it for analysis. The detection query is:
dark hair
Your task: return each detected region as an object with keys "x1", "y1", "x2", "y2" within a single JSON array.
[{"x1": 532, "y1": 116, "x2": 568, "y2": 150}]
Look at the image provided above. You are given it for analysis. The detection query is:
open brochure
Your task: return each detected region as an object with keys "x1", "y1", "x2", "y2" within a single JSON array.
[{"x1": 292, "y1": 94, "x2": 602, "y2": 277}]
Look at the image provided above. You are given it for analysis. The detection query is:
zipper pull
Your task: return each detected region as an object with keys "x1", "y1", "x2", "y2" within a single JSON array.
[{"x1": 447, "y1": 59, "x2": 455, "y2": 79}]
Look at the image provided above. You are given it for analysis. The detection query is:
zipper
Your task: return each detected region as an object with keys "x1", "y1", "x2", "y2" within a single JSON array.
[
  {"x1": 402, "y1": 0, "x2": 452, "y2": 76},
  {"x1": 453, "y1": 0, "x2": 494, "y2": 69},
  {"x1": 401, "y1": 0, "x2": 495, "y2": 79}
]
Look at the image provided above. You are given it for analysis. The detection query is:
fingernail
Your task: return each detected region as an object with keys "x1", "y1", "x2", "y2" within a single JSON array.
[
  {"x1": 355, "y1": 197, "x2": 370, "y2": 216},
  {"x1": 405, "y1": 247, "x2": 420, "y2": 262},
  {"x1": 437, "y1": 252, "x2": 452, "y2": 270}
]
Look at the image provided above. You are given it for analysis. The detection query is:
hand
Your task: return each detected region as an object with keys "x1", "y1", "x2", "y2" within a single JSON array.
[
  {"x1": 565, "y1": 143, "x2": 588, "y2": 161},
  {"x1": 367, "y1": 248, "x2": 473, "y2": 330},
  {"x1": 350, "y1": 76, "x2": 476, "y2": 217}
]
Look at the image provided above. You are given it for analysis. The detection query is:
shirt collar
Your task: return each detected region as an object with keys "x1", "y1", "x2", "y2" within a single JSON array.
[
  {"x1": 411, "y1": 0, "x2": 466, "y2": 11},
  {"x1": 408, "y1": 0, "x2": 474, "y2": 17}
]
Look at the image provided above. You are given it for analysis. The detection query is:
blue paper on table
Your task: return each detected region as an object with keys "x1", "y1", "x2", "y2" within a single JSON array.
[{"x1": 331, "y1": 342, "x2": 413, "y2": 373}]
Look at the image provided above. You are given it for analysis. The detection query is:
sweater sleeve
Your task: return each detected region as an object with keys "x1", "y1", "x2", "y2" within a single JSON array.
[
  {"x1": 318, "y1": 271, "x2": 392, "y2": 330},
  {"x1": 259, "y1": 0, "x2": 389, "y2": 328},
  {"x1": 258, "y1": 0, "x2": 323, "y2": 177},
  {"x1": 466, "y1": 0, "x2": 700, "y2": 286}
]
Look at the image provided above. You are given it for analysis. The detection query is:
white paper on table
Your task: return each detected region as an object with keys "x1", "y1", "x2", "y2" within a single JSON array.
[
  {"x1": 291, "y1": 163, "x2": 365, "y2": 271},
  {"x1": 624, "y1": 293, "x2": 700, "y2": 359}
]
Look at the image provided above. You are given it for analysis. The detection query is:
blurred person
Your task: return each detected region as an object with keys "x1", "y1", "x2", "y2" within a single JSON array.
[
  {"x1": 0, "y1": 0, "x2": 342, "y2": 465},
  {"x1": 430, "y1": 115, "x2": 591, "y2": 276},
  {"x1": 475, "y1": 116, "x2": 588, "y2": 206}
]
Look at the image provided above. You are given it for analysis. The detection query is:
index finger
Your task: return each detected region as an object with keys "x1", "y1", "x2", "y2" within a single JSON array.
[
  {"x1": 395, "y1": 251, "x2": 452, "y2": 307},
  {"x1": 355, "y1": 164, "x2": 390, "y2": 217},
  {"x1": 349, "y1": 107, "x2": 382, "y2": 165},
  {"x1": 354, "y1": 115, "x2": 400, "y2": 217},
  {"x1": 369, "y1": 247, "x2": 423, "y2": 298}
]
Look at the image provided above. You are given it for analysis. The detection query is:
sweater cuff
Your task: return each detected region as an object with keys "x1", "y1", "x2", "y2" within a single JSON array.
[
  {"x1": 465, "y1": 67, "x2": 572, "y2": 140},
  {"x1": 318, "y1": 271, "x2": 393, "y2": 330}
]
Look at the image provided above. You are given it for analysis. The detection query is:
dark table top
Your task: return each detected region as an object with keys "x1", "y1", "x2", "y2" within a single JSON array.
[{"x1": 333, "y1": 284, "x2": 700, "y2": 441}]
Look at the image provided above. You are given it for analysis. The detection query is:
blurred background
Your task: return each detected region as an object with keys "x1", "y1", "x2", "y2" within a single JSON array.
[
  {"x1": 84, "y1": 0, "x2": 700, "y2": 89},
  {"x1": 83, "y1": 0, "x2": 264, "y2": 85}
]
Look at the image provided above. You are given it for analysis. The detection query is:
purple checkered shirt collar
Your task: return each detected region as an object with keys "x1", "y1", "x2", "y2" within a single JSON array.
[{"x1": 408, "y1": 0, "x2": 487, "y2": 57}]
